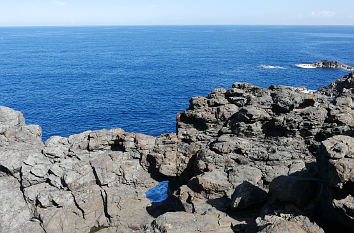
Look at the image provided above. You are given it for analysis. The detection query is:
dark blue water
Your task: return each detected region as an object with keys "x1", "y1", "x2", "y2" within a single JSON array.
[{"x1": 0, "y1": 26, "x2": 353, "y2": 141}]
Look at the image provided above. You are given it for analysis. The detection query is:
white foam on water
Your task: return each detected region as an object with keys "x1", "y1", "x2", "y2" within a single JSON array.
[
  {"x1": 259, "y1": 65, "x2": 285, "y2": 69},
  {"x1": 296, "y1": 64, "x2": 317, "y2": 69}
]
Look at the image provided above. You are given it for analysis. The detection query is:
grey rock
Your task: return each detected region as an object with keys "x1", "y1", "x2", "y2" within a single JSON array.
[
  {"x1": 317, "y1": 135, "x2": 354, "y2": 232},
  {"x1": 0, "y1": 106, "x2": 43, "y2": 175},
  {"x1": 43, "y1": 136, "x2": 70, "y2": 160},
  {"x1": 256, "y1": 215, "x2": 324, "y2": 233},
  {"x1": 313, "y1": 60, "x2": 354, "y2": 71},
  {"x1": 230, "y1": 181, "x2": 268, "y2": 210},
  {"x1": 0, "y1": 176, "x2": 44, "y2": 233},
  {"x1": 319, "y1": 135, "x2": 354, "y2": 189},
  {"x1": 149, "y1": 211, "x2": 241, "y2": 233},
  {"x1": 0, "y1": 106, "x2": 25, "y2": 127},
  {"x1": 319, "y1": 71, "x2": 354, "y2": 97},
  {"x1": 333, "y1": 195, "x2": 354, "y2": 221}
]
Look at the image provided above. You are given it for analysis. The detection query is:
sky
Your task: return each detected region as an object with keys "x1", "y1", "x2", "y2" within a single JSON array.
[{"x1": 0, "y1": 0, "x2": 354, "y2": 26}]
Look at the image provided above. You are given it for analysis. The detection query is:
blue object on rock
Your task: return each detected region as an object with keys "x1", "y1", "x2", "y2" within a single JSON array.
[{"x1": 145, "y1": 181, "x2": 169, "y2": 203}]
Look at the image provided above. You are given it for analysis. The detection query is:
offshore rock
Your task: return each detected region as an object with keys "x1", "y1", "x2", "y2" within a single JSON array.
[{"x1": 313, "y1": 60, "x2": 354, "y2": 70}]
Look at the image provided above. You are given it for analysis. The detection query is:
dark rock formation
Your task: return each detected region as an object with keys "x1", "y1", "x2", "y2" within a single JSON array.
[
  {"x1": 0, "y1": 71, "x2": 353, "y2": 233},
  {"x1": 317, "y1": 135, "x2": 354, "y2": 232},
  {"x1": 319, "y1": 71, "x2": 354, "y2": 97},
  {"x1": 313, "y1": 60, "x2": 354, "y2": 70}
]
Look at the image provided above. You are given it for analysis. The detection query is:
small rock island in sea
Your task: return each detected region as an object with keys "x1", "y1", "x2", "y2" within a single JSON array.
[
  {"x1": 297, "y1": 60, "x2": 354, "y2": 70},
  {"x1": 0, "y1": 72, "x2": 353, "y2": 233}
]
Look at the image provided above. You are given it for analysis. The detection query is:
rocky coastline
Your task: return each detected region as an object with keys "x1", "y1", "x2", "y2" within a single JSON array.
[{"x1": 1, "y1": 72, "x2": 353, "y2": 233}]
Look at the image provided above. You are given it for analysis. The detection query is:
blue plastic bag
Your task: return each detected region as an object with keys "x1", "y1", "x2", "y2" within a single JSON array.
[{"x1": 145, "y1": 181, "x2": 169, "y2": 203}]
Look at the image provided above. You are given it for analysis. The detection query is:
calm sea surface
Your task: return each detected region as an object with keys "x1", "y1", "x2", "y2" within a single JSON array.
[{"x1": 0, "y1": 26, "x2": 353, "y2": 140}]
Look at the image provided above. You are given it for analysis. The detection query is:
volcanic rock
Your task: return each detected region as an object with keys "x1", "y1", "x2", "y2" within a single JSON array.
[
  {"x1": 313, "y1": 60, "x2": 354, "y2": 70},
  {"x1": 1, "y1": 71, "x2": 354, "y2": 232}
]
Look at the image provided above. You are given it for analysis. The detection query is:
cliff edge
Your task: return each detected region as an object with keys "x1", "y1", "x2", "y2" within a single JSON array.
[{"x1": 0, "y1": 72, "x2": 353, "y2": 233}]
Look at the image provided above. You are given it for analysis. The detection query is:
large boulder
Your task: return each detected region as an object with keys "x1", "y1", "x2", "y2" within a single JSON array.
[
  {"x1": 21, "y1": 129, "x2": 161, "y2": 233},
  {"x1": 148, "y1": 210, "x2": 242, "y2": 233},
  {"x1": 255, "y1": 215, "x2": 324, "y2": 233},
  {"x1": 317, "y1": 135, "x2": 354, "y2": 232},
  {"x1": 230, "y1": 181, "x2": 268, "y2": 210},
  {"x1": 0, "y1": 106, "x2": 44, "y2": 233},
  {"x1": 0, "y1": 106, "x2": 43, "y2": 175}
]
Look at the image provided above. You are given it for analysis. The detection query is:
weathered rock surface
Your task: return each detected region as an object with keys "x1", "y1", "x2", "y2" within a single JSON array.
[
  {"x1": 319, "y1": 71, "x2": 354, "y2": 97},
  {"x1": 0, "y1": 106, "x2": 44, "y2": 233},
  {"x1": 0, "y1": 106, "x2": 43, "y2": 176},
  {"x1": 147, "y1": 210, "x2": 242, "y2": 233},
  {"x1": 255, "y1": 215, "x2": 324, "y2": 233},
  {"x1": 1, "y1": 71, "x2": 354, "y2": 233},
  {"x1": 230, "y1": 181, "x2": 268, "y2": 210},
  {"x1": 317, "y1": 135, "x2": 354, "y2": 232}
]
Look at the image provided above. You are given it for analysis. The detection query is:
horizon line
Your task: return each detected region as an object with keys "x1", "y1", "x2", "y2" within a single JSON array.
[{"x1": 1, "y1": 24, "x2": 354, "y2": 28}]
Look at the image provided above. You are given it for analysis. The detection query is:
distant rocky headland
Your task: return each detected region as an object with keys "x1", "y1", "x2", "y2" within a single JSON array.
[{"x1": 1, "y1": 72, "x2": 353, "y2": 233}]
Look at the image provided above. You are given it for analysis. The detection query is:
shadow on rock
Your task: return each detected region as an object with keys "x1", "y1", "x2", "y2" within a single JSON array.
[{"x1": 146, "y1": 195, "x2": 185, "y2": 218}]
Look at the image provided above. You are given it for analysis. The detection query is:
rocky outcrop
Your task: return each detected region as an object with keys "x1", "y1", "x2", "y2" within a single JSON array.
[
  {"x1": 319, "y1": 71, "x2": 354, "y2": 97},
  {"x1": 317, "y1": 135, "x2": 354, "y2": 232},
  {"x1": 0, "y1": 71, "x2": 353, "y2": 233},
  {"x1": 313, "y1": 60, "x2": 354, "y2": 70},
  {"x1": 0, "y1": 106, "x2": 44, "y2": 233}
]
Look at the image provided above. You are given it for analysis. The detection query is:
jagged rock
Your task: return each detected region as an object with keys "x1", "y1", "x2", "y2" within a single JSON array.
[
  {"x1": 256, "y1": 215, "x2": 324, "y2": 233},
  {"x1": 0, "y1": 106, "x2": 45, "y2": 233},
  {"x1": 230, "y1": 181, "x2": 268, "y2": 210},
  {"x1": 16, "y1": 128, "x2": 160, "y2": 233},
  {"x1": 319, "y1": 71, "x2": 354, "y2": 97},
  {"x1": 0, "y1": 176, "x2": 44, "y2": 233},
  {"x1": 42, "y1": 136, "x2": 70, "y2": 161},
  {"x1": 317, "y1": 135, "x2": 354, "y2": 232},
  {"x1": 333, "y1": 195, "x2": 354, "y2": 220},
  {"x1": 188, "y1": 170, "x2": 231, "y2": 198},
  {"x1": 146, "y1": 133, "x2": 178, "y2": 177},
  {"x1": 0, "y1": 106, "x2": 43, "y2": 176},
  {"x1": 319, "y1": 135, "x2": 354, "y2": 189},
  {"x1": 148, "y1": 210, "x2": 242, "y2": 233}
]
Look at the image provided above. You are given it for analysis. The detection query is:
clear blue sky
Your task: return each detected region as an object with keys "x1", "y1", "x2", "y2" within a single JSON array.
[{"x1": 1, "y1": 0, "x2": 354, "y2": 26}]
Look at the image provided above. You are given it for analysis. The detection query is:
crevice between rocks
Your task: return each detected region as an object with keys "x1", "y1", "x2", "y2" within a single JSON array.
[
  {"x1": 0, "y1": 165, "x2": 14, "y2": 177},
  {"x1": 100, "y1": 189, "x2": 112, "y2": 222},
  {"x1": 71, "y1": 193, "x2": 86, "y2": 219}
]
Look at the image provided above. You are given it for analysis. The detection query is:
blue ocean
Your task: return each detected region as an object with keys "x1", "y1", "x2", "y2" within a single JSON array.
[{"x1": 0, "y1": 26, "x2": 353, "y2": 141}]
